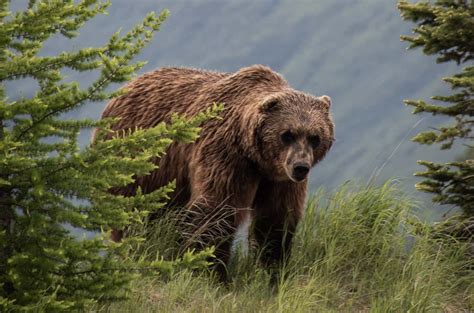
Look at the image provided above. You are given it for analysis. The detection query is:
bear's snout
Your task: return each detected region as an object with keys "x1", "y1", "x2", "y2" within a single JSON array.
[{"x1": 292, "y1": 162, "x2": 311, "y2": 182}]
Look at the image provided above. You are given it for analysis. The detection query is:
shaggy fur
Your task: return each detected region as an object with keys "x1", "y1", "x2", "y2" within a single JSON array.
[{"x1": 96, "y1": 65, "x2": 334, "y2": 273}]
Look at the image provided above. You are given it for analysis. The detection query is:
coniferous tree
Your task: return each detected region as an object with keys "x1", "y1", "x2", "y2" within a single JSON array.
[
  {"x1": 0, "y1": 1, "x2": 217, "y2": 311},
  {"x1": 398, "y1": 1, "x2": 474, "y2": 219}
]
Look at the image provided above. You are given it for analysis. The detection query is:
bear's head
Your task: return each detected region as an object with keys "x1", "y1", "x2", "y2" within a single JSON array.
[{"x1": 253, "y1": 92, "x2": 334, "y2": 183}]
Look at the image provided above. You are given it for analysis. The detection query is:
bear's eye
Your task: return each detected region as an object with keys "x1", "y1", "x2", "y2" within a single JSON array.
[
  {"x1": 308, "y1": 135, "x2": 321, "y2": 149},
  {"x1": 281, "y1": 131, "x2": 295, "y2": 145}
]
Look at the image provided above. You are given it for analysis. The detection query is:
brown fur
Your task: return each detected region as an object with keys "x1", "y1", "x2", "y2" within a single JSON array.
[{"x1": 96, "y1": 65, "x2": 334, "y2": 273}]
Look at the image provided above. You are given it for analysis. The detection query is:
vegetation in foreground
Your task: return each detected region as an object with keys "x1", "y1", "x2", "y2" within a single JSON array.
[
  {"x1": 0, "y1": 1, "x2": 218, "y2": 310},
  {"x1": 98, "y1": 183, "x2": 473, "y2": 312}
]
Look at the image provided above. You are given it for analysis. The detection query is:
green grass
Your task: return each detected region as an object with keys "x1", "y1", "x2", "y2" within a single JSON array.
[{"x1": 95, "y1": 182, "x2": 473, "y2": 312}]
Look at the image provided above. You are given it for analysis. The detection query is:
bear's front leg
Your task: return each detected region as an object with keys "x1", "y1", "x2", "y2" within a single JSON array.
[
  {"x1": 186, "y1": 157, "x2": 260, "y2": 279},
  {"x1": 253, "y1": 178, "x2": 306, "y2": 267}
]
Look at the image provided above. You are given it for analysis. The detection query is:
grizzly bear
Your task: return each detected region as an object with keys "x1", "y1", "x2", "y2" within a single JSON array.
[{"x1": 96, "y1": 65, "x2": 334, "y2": 273}]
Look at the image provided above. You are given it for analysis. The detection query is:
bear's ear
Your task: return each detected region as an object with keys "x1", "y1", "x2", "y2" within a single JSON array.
[
  {"x1": 260, "y1": 98, "x2": 280, "y2": 113},
  {"x1": 317, "y1": 95, "x2": 332, "y2": 107}
]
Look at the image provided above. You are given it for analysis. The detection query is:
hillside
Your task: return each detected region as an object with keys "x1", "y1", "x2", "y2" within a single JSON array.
[{"x1": 9, "y1": 0, "x2": 461, "y2": 217}]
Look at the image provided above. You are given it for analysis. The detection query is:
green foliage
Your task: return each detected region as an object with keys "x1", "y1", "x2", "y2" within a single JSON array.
[
  {"x1": 101, "y1": 183, "x2": 474, "y2": 312},
  {"x1": 398, "y1": 0, "x2": 474, "y2": 216},
  {"x1": 0, "y1": 1, "x2": 219, "y2": 311}
]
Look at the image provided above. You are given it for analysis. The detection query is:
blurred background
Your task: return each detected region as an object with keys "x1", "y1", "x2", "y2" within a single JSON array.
[{"x1": 10, "y1": 0, "x2": 462, "y2": 219}]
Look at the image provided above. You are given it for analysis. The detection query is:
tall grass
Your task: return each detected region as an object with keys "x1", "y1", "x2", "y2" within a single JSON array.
[{"x1": 95, "y1": 182, "x2": 473, "y2": 312}]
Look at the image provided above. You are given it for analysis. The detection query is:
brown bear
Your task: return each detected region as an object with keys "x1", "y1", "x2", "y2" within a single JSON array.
[{"x1": 96, "y1": 65, "x2": 334, "y2": 272}]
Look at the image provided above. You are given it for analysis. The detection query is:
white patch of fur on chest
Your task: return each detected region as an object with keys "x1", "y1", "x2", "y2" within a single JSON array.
[{"x1": 230, "y1": 211, "x2": 252, "y2": 259}]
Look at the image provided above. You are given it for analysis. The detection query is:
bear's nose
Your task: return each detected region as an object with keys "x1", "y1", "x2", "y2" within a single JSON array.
[{"x1": 292, "y1": 162, "x2": 310, "y2": 181}]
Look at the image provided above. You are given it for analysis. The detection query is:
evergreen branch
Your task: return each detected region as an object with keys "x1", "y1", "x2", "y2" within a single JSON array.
[
  {"x1": 0, "y1": 2, "x2": 219, "y2": 310},
  {"x1": 15, "y1": 67, "x2": 120, "y2": 140},
  {"x1": 399, "y1": 0, "x2": 474, "y2": 216},
  {"x1": 1, "y1": 48, "x2": 104, "y2": 81},
  {"x1": 5, "y1": 0, "x2": 110, "y2": 45}
]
